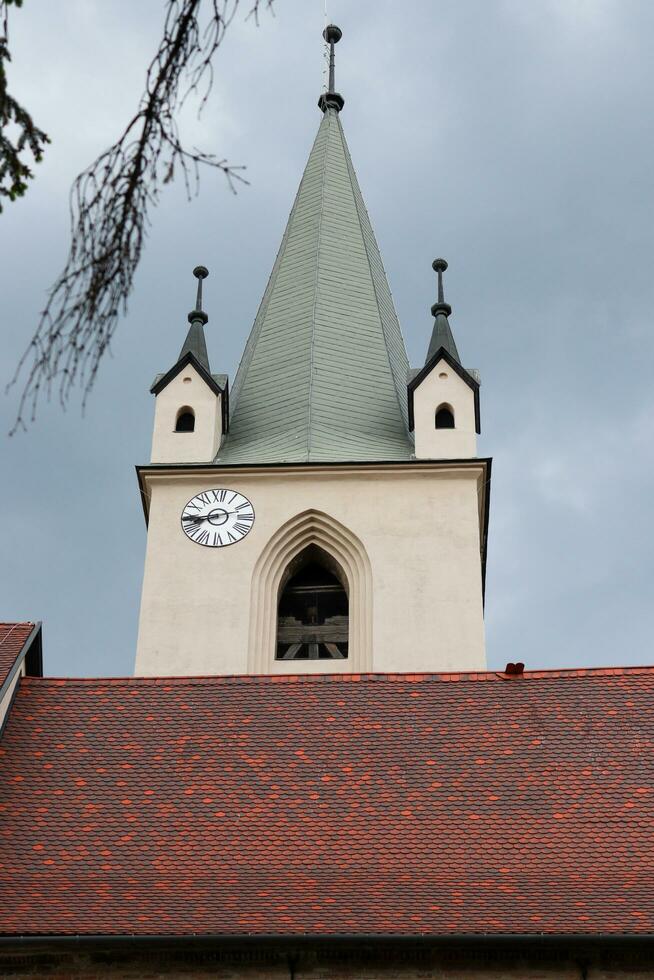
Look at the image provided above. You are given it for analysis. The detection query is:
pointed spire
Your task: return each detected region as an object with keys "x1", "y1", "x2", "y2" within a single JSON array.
[
  {"x1": 220, "y1": 102, "x2": 412, "y2": 464},
  {"x1": 179, "y1": 266, "x2": 210, "y2": 372},
  {"x1": 426, "y1": 258, "x2": 460, "y2": 364},
  {"x1": 318, "y1": 24, "x2": 345, "y2": 113}
]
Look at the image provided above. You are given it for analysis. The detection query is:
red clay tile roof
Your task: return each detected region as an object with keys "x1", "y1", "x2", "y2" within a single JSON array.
[
  {"x1": 0, "y1": 623, "x2": 36, "y2": 690},
  {"x1": 1, "y1": 667, "x2": 653, "y2": 938}
]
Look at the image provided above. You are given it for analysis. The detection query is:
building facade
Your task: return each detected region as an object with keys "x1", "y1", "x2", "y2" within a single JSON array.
[
  {"x1": 1, "y1": 25, "x2": 652, "y2": 980},
  {"x1": 135, "y1": 31, "x2": 488, "y2": 679}
]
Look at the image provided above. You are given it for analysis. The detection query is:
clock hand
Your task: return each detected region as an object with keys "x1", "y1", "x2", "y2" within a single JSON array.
[
  {"x1": 184, "y1": 509, "x2": 251, "y2": 523},
  {"x1": 184, "y1": 512, "x2": 228, "y2": 521},
  {"x1": 185, "y1": 510, "x2": 238, "y2": 520}
]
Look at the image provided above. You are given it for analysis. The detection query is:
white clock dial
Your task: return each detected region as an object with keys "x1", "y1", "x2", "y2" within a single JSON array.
[{"x1": 181, "y1": 489, "x2": 255, "y2": 548}]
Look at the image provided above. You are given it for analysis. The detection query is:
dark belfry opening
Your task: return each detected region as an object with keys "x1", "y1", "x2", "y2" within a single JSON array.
[
  {"x1": 276, "y1": 545, "x2": 349, "y2": 661},
  {"x1": 435, "y1": 404, "x2": 455, "y2": 429},
  {"x1": 176, "y1": 408, "x2": 195, "y2": 432}
]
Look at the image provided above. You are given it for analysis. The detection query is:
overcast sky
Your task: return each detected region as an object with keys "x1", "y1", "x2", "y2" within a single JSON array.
[{"x1": 2, "y1": 0, "x2": 653, "y2": 677}]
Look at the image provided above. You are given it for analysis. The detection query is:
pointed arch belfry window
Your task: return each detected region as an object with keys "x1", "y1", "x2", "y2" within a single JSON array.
[
  {"x1": 248, "y1": 510, "x2": 372, "y2": 673},
  {"x1": 276, "y1": 545, "x2": 349, "y2": 660}
]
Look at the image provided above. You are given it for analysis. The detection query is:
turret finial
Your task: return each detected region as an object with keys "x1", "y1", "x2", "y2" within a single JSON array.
[
  {"x1": 425, "y1": 257, "x2": 460, "y2": 364},
  {"x1": 318, "y1": 24, "x2": 345, "y2": 113},
  {"x1": 188, "y1": 265, "x2": 209, "y2": 325},
  {"x1": 431, "y1": 258, "x2": 452, "y2": 317}
]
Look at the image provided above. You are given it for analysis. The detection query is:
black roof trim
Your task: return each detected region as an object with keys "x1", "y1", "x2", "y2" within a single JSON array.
[
  {"x1": 0, "y1": 622, "x2": 43, "y2": 736},
  {"x1": 0, "y1": 621, "x2": 42, "y2": 699},
  {"x1": 150, "y1": 351, "x2": 224, "y2": 399},
  {"x1": 407, "y1": 347, "x2": 481, "y2": 434},
  {"x1": 1, "y1": 932, "x2": 653, "y2": 949},
  {"x1": 137, "y1": 457, "x2": 491, "y2": 473},
  {"x1": 480, "y1": 456, "x2": 492, "y2": 607},
  {"x1": 221, "y1": 377, "x2": 230, "y2": 437}
]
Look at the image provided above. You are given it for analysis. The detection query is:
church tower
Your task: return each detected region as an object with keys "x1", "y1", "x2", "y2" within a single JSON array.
[{"x1": 135, "y1": 26, "x2": 490, "y2": 677}]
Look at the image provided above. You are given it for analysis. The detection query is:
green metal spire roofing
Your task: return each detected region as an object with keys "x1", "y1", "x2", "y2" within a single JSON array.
[{"x1": 216, "y1": 107, "x2": 413, "y2": 464}]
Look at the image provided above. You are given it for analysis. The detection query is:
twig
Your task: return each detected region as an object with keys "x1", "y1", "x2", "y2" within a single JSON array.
[{"x1": 8, "y1": 0, "x2": 273, "y2": 433}]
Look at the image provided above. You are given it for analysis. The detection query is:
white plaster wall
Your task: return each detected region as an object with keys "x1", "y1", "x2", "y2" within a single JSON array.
[
  {"x1": 150, "y1": 364, "x2": 222, "y2": 463},
  {"x1": 414, "y1": 361, "x2": 477, "y2": 459},
  {"x1": 135, "y1": 463, "x2": 487, "y2": 677},
  {"x1": 0, "y1": 664, "x2": 24, "y2": 729}
]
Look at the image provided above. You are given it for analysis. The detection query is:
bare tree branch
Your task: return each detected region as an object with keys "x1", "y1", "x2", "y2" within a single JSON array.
[
  {"x1": 8, "y1": 0, "x2": 273, "y2": 434},
  {"x1": 0, "y1": 0, "x2": 50, "y2": 209}
]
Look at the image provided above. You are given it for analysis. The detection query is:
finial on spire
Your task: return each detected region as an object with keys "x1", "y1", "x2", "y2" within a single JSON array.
[
  {"x1": 431, "y1": 258, "x2": 452, "y2": 317},
  {"x1": 425, "y1": 257, "x2": 460, "y2": 364},
  {"x1": 188, "y1": 265, "x2": 209, "y2": 325},
  {"x1": 318, "y1": 24, "x2": 345, "y2": 113}
]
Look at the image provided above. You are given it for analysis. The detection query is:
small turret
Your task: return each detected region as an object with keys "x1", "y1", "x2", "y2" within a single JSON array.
[
  {"x1": 149, "y1": 266, "x2": 228, "y2": 464},
  {"x1": 408, "y1": 259, "x2": 480, "y2": 459}
]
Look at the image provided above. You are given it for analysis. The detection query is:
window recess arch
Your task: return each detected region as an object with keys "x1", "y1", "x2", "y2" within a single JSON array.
[
  {"x1": 175, "y1": 407, "x2": 195, "y2": 432},
  {"x1": 277, "y1": 544, "x2": 349, "y2": 661},
  {"x1": 435, "y1": 403, "x2": 455, "y2": 429},
  {"x1": 248, "y1": 510, "x2": 372, "y2": 673}
]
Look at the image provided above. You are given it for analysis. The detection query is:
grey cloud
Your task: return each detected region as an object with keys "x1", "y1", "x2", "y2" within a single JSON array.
[{"x1": 1, "y1": 0, "x2": 652, "y2": 675}]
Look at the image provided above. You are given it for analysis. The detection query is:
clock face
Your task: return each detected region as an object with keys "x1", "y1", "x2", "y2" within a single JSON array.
[{"x1": 181, "y1": 489, "x2": 255, "y2": 548}]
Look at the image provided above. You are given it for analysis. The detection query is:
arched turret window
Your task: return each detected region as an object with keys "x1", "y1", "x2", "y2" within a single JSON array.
[
  {"x1": 175, "y1": 407, "x2": 195, "y2": 432},
  {"x1": 276, "y1": 545, "x2": 349, "y2": 660},
  {"x1": 435, "y1": 404, "x2": 455, "y2": 429}
]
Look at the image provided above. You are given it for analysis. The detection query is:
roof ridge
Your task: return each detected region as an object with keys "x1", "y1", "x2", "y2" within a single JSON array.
[
  {"x1": 21, "y1": 665, "x2": 654, "y2": 687},
  {"x1": 306, "y1": 108, "x2": 333, "y2": 459},
  {"x1": 338, "y1": 114, "x2": 411, "y2": 434}
]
